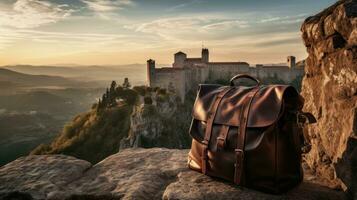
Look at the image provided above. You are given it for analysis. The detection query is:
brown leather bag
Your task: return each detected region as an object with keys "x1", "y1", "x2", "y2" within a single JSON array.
[{"x1": 188, "y1": 74, "x2": 316, "y2": 194}]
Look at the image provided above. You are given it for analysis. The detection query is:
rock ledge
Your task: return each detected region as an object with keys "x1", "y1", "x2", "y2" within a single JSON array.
[{"x1": 0, "y1": 148, "x2": 346, "y2": 200}]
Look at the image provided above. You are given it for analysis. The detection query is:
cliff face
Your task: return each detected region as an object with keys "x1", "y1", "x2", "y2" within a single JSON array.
[
  {"x1": 300, "y1": 0, "x2": 357, "y2": 197},
  {"x1": 120, "y1": 92, "x2": 192, "y2": 150},
  {"x1": 0, "y1": 148, "x2": 346, "y2": 200}
]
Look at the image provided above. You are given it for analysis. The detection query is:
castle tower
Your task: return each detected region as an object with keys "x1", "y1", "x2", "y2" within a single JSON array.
[
  {"x1": 147, "y1": 59, "x2": 155, "y2": 86},
  {"x1": 202, "y1": 48, "x2": 209, "y2": 63},
  {"x1": 173, "y1": 51, "x2": 187, "y2": 68},
  {"x1": 287, "y1": 56, "x2": 296, "y2": 68}
]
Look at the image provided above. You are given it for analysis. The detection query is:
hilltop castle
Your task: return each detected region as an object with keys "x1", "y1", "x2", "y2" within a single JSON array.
[{"x1": 147, "y1": 48, "x2": 304, "y2": 101}]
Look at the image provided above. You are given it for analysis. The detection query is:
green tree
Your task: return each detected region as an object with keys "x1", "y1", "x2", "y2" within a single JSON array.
[
  {"x1": 122, "y1": 78, "x2": 131, "y2": 89},
  {"x1": 133, "y1": 86, "x2": 147, "y2": 96},
  {"x1": 110, "y1": 81, "x2": 117, "y2": 102},
  {"x1": 144, "y1": 96, "x2": 153, "y2": 105},
  {"x1": 121, "y1": 89, "x2": 138, "y2": 105},
  {"x1": 102, "y1": 93, "x2": 107, "y2": 107},
  {"x1": 116, "y1": 86, "x2": 124, "y2": 95}
]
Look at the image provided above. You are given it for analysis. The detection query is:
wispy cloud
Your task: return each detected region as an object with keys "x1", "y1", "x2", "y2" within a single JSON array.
[
  {"x1": 81, "y1": 0, "x2": 134, "y2": 12},
  {"x1": 125, "y1": 16, "x2": 250, "y2": 41},
  {"x1": 81, "y1": 0, "x2": 134, "y2": 19},
  {"x1": 0, "y1": 29, "x2": 135, "y2": 50},
  {"x1": 167, "y1": 0, "x2": 201, "y2": 12},
  {"x1": 260, "y1": 13, "x2": 308, "y2": 24},
  {"x1": 202, "y1": 20, "x2": 249, "y2": 30},
  {"x1": 81, "y1": 0, "x2": 135, "y2": 19},
  {"x1": 0, "y1": 0, "x2": 73, "y2": 29}
]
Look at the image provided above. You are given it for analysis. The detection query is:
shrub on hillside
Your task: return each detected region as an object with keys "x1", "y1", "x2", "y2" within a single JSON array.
[
  {"x1": 31, "y1": 105, "x2": 132, "y2": 164},
  {"x1": 133, "y1": 86, "x2": 147, "y2": 96},
  {"x1": 144, "y1": 96, "x2": 153, "y2": 105}
]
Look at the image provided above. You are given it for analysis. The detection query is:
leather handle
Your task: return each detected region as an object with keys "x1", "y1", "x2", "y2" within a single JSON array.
[{"x1": 230, "y1": 74, "x2": 260, "y2": 86}]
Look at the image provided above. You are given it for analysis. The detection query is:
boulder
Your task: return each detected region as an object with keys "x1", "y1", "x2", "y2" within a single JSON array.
[
  {"x1": 300, "y1": 0, "x2": 357, "y2": 198},
  {"x1": 0, "y1": 148, "x2": 347, "y2": 200},
  {"x1": 0, "y1": 155, "x2": 91, "y2": 200}
]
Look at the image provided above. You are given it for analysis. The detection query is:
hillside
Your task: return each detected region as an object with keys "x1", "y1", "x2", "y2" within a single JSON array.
[
  {"x1": 31, "y1": 82, "x2": 192, "y2": 163},
  {"x1": 0, "y1": 68, "x2": 79, "y2": 87},
  {"x1": 3, "y1": 64, "x2": 149, "y2": 86},
  {"x1": 0, "y1": 113, "x2": 61, "y2": 166},
  {"x1": 31, "y1": 104, "x2": 133, "y2": 163},
  {"x1": 0, "y1": 91, "x2": 82, "y2": 115}
]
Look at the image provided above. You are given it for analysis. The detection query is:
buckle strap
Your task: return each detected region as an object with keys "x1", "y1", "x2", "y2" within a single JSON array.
[
  {"x1": 201, "y1": 87, "x2": 233, "y2": 174},
  {"x1": 234, "y1": 149, "x2": 244, "y2": 183},
  {"x1": 201, "y1": 146, "x2": 208, "y2": 174},
  {"x1": 234, "y1": 87, "x2": 260, "y2": 185},
  {"x1": 216, "y1": 125, "x2": 229, "y2": 150}
]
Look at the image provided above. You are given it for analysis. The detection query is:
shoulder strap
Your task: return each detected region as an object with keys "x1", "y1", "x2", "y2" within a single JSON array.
[
  {"x1": 201, "y1": 86, "x2": 232, "y2": 174},
  {"x1": 234, "y1": 86, "x2": 260, "y2": 185}
]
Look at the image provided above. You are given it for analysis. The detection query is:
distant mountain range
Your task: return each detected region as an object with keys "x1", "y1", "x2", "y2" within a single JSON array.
[
  {"x1": 2, "y1": 64, "x2": 149, "y2": 86},
  {"x1": 0, "y1": 68, "x2": 79, "y2": 88}
]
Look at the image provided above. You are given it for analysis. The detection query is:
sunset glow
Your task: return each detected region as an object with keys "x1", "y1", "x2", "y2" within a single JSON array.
[{"x1": 0, "y1": 0, "x2": 336, "y2": 65}]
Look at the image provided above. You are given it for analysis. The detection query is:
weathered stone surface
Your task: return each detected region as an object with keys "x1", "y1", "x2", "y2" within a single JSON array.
[
  {"x1": 0, "y1": 148, "x2": 347, "y2": 200},
  {"x1": 300, "y1": 0, "x2": 357, "y2": 198},
  {"x1": 163, "y1": 171, "x2": 344, "y2": 200},
  {"x1": 0, "y1": 155, "x2": 91, "y2": 200}
]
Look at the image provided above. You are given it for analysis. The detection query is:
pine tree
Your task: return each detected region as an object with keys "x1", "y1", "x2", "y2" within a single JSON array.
[
  {"x1": 110, "y1": 81, "x2": 117, "y2": 95},
  {"x1": 122, "y1": 78, "x2": 131, "y2": 89},
  {"x1": 105, "y1": 88, "x2": 112, "y2": 106},
  {"x1": 109, "y1": 81, "x2": 117, "y2": 104},
  {"x1": 102, "y1": 93, "x2": 107, "y2": 107}
]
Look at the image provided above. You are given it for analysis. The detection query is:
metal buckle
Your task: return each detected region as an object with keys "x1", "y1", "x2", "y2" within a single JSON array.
[
  {"x1": 235, "y1": 149, "x2": 243, "y2": 153},
  {"x1": 216, "y1": 137, "x2": 226, "y2": 151},
  {"x1": 235, "y1": 149, "x2": 244, "y2": 159},
  {"x1": 217, "y1": 136, "x2": 225, "y2": 142},
  {"x1": 202, "y1": 140, "x2": 209, "y2": 145},
  {"x1": 234, "y1": 149, "x2": 244, "y2": 168},
  {"x1": 297, "y1": 112, "x2": 309, "y2": 128}
]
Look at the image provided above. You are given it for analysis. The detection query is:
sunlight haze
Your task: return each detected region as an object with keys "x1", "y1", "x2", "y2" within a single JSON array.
[{"x1": 0, "y1": 0, "x2": 336, "y2": 65}]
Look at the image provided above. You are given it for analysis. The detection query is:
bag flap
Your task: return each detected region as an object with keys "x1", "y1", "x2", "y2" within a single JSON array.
[{"x1": 192, "y1": 84, "x2": 301, "y2": 128}]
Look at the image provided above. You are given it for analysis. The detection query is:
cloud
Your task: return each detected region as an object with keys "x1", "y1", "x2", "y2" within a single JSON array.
[
  {"x1": 202, "y1": 20, "x2": 249, "y2": 30},
  {"x1": 0, "y1": 27, "x2": 151, "y2": 53},
  {"x1": 260, "y1": 13, "x2": 307, "y2": 24},
  {"x1": 167, "y1": 0, "x2": 201, "y2": 12},
  {"x1": 125, "y1": 16, "x2": 250, "y2": 41},
  {"x1": 82, "y1": 0, "x2": 134, "y2": 12},
  {"x1": 260, "y1": 17, "x2": 281, "y2": 23},
  {"x1": 0, "y1": 0, "x2": 73, "y2": 29}
]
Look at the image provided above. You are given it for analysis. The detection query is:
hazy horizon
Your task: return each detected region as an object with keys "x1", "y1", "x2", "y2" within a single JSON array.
[{"x1": 0, "y1": 0, "x2": 336, "y2": 66}]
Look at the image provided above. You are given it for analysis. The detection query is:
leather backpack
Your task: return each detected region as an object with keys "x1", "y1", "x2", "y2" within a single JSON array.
[{"x1": 188, "y1": 74, "x2": 316, "y2": 194}]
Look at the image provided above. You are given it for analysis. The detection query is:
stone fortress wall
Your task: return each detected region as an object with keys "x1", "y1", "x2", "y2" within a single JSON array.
[{"x1": 147, "y1": 49, "x2": 304, "y2": 102}]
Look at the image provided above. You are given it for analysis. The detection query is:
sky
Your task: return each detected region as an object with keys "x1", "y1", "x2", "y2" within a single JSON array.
[{"x1": 0, "y1": 0, "x2": 336, "y2": 66}]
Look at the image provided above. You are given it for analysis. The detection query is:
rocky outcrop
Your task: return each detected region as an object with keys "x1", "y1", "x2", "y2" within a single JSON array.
[
  {"x1": 0, "y1": 148, "x2": 347, "y2": 200},
  {"x1": 300, "y1": 0, "x2": 357, "y2": 198},
  {"x1": 119, "y1": 92, "x2": 191, "y2": 149}
]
